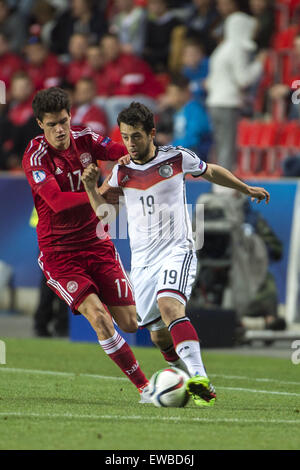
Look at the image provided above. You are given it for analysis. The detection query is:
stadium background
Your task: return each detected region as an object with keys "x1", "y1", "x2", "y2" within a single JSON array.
[{"x1": 0, "y1": 0, "x2": 300, "y2": 342}]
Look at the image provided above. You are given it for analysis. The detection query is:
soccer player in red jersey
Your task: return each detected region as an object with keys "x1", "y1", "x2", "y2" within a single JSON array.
[{"x1": 22, "y1": 87, "x2": 150, "y2": 402}]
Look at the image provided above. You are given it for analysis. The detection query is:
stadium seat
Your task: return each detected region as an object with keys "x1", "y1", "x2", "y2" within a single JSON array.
[
  {"x1": 236, "y1": 120, "x2": 258, "y2": 177},
  {"x1": 277, "y1": 120, "x2": 300, "y2": 156},
  {"x1": 236, "y1": 120, "x2": 283, "y2": 177}
]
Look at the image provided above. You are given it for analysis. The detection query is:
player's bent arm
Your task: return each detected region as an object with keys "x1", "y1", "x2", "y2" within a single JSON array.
[
  {"x1": 82, "y1": 167, "x2": 119, "y2": 221},
  {"x1": 201, "y1": 164, "x2": 270, "y2": 203},
  {"x1": 36, "y1": 177, "x2": 90, "y2": 213}
]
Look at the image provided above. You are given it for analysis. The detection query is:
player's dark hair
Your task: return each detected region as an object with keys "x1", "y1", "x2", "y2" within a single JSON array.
[
  {"x1": 32, "y1": 87, "x2": 71, "y2": 122},
  {"x1": 117, "y1": 102, "x2": 155, "y2": 135}
]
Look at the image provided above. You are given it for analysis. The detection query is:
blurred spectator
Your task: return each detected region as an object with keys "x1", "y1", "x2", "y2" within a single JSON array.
[
  {"x1": 30, "y1": 0, "x2": 58, "y2": 49},
  {"x1": 142, "y1": 0, "x2": 182, "y2": 73},
  {"x1": 206, "y1": 12, "x2": 265, "y2": 170},
  {"x1": 98, "y1": 33, "x2": 164, "y2": 128},
  {"x1": 211, "y1": 0, "x2": 240, "y2": 45},
  {"x1": 85, "y1": 44, "x2": 109, "y2": 96},
  {"x1": 184, "y1": 0, "x2": 219, "y2": 55},
  {"x1": 0, "y1": 72, "x2": 40, "y2": 170},
  {"x1": 71, "y1": 77, "x2": 108, "y2": 135},
  {"x1": 66, "y1": 33, "x2": 91, "y2": 85},
  {"x1": 100, "y1": 33, "x2": 164, "y2": 98},
  {"x1": 158, "y1": 74, "x2": 212, "y2": 158},
  {"x1": 0, "y1": 32, "x2": 24, "y2": 89},
  {"x1": 33, "y1": 275, "x2": 69, "y2": 337},
  {"x1": 24, "y1": 36, "x2": 64, "y2": 90},
  {"x1": 109, "y1": 0, "x2": 146, "y2": 56},
  {"x1": 0, "y1": 0, "x2": 27, "y2": 53},
  {"x1": 50, "y1": 0, "x2": 107, "y2": 55},
  {"x1": 249, "y1": 0, "x2": 275, "y2": 50},
  {"x1": 268, "y1": 33, "x2": 300, "y2": 119},
  {"x1": 181, "y1": 38, "x2": 209, "y2": 105}
]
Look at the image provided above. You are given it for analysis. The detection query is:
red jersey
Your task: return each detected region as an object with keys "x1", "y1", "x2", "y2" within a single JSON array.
[
  {"x1": 25, "y1": 54, "x2": 64, "y2": 91},
  {"x1": 8, "y1": 96, "x2": 34, "y2": 126},
  {"x1": 102, "y1": 53, "x2": 164, "y2": 98},
  {"x1": 22, "y1": 126, "x2": 127, "y2": 252},
  {"x1": 66, "y1": 59, "x2": 91, "y2": 85},
  {"x1": 71, "y1": 103, "x2": 108, "y2": 135},
  {"x1": 0, "y1": 52, "x2": 24, "y2": 88}
]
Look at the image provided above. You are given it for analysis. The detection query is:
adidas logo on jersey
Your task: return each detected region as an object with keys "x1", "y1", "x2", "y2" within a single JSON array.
[
  {"x1": 55, "y1": 167, "x2": 63, "y2": 175},
  {"x1": 121, "y1": 175, "x2": 129, "y2": 184}
]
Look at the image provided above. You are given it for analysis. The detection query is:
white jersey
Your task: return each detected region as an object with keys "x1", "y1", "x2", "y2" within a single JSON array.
[{"x1": 108, "y1": 145, "x2": 207, "y2": 267}]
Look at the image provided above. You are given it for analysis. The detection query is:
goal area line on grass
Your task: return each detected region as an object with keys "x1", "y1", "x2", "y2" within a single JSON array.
[
  {"x1": 0, "y1": 367, "x2": 300, "y2": 397},
  {"x1": 0, "y1": 411, "x2": 300, "y2": 426}
]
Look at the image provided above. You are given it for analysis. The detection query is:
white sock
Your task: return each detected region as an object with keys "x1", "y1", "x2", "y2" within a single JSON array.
[
  {"x1": 175, "y1": 340, "x2": 207, "y2": 378},
  {"x1": 98, "y1": 330, "x2": 125, "y2": 354}
]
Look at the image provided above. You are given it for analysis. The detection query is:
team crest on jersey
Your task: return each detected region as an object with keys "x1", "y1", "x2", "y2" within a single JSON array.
[
  {"x1": 80, "y1": 152, "x2": 92, "y2": 168},
  {"x1": 32, "y1": 170, "x2": 46, "y2": 183},
  {"x1": 158, "y1": 164, "x2": 173, "y2": 178},
  {"x1": 67, "y1": 281, "x2": 78, "y2": 293}
]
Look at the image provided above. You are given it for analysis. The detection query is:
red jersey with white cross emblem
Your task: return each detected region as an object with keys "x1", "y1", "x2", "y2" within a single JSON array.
[{"x1": 23, "y1": 126, "x2": 127, "y2": 252}]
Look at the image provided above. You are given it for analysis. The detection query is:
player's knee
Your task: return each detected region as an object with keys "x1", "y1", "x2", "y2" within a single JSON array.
[
  {"x1": 158, "y1": 298, "x2": 184, "y2": 324},
  {"x1": 151, "y1": 329, "x2": 171, "y2": 350},
  {"x1": 85, "y1": 306, "x2": 110, "y2": 332},
  {"x1": 118, "y1": 317, "x2": 138, "y2": 333}
]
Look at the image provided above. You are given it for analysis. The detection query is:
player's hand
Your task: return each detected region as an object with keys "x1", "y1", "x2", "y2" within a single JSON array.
[
  {"x1": 247, "y1": 186, "x2": 270, "y2": 204},
  {"x1": 118, "y1": 154, "x2": 130, "y2": 165},
  {"x1": 81, "y1": 164, "x2": 99, "y2": 191}
]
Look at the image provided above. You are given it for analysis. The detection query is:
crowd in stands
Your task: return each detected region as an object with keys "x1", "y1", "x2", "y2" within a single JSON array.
[{"x1": 0, "y1": 0, "x2": 300, "y2": 176}]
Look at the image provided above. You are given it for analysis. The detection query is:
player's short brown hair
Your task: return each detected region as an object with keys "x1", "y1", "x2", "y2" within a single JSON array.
[
  {"x1": 32, "y1": 87, "x2": 71, "y2": 122},
  {"x1": 117, "y1": 102, "x2": 155, "y2": 135}
]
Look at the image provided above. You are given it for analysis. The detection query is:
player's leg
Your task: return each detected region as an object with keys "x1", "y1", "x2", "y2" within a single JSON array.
[
  {"x1": 38, "y1": 251, "x2": 149, "y2": 399},
  {"x1": 157, "y1": 296, "x2": 216, "y2": 407},
  {"x1": 86, "y1": 244, "x2": 151, "y2": 399},
  {"x1": 149, "y1": 326, "x2": 189, "y2": 375},
  {"x1": 156, "y1": 251, "x2": 216, "y2": 406},
  {"x1": 78, "y1": 293, "x2": 149, "y2": 395},
  {"x1": 130, "y1": 263, "x2": 190, "y2": 374},
  {"x1": 108, "y1": 305, "x2": 138, "y2": 333},
  {"x1": 157, "y1": 296, "x2": 208, "y2": 378}
]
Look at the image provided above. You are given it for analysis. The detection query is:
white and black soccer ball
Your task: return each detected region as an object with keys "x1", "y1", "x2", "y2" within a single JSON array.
[{"x1": 149, "y1": 367, "x2": 190, "y2": 408}]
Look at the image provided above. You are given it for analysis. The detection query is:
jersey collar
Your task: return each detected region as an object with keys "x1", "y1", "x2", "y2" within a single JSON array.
[{"x1": 130, "y1": 146, "x2": 158, "y2": 165}]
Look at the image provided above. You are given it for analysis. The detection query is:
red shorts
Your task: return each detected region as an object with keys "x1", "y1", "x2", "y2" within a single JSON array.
[{"x1": 38, "y1": 239, "x2": 135, "y2": 314}]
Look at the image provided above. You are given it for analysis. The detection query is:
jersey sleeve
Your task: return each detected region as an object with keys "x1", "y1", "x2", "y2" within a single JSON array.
[
  {"x1": 107, "y1": 164, "x2": 120, "y2": 188},
  {"x1": 179, "y1": 147, "x2": 207, "y2": 177},
  {"x1": 88, "y1": 129, "x2": 127, "y2": 162},
  {"x1": 23, "y1": 144, "x2": 56, "y2": 192},
  {"x1": 23, "y1": 144, "x2": 89, "y2": 213}
]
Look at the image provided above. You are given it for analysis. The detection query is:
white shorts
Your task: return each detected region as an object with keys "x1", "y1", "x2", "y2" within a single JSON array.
[{"x1": 130, "y1": 250, "x2": 197, "y2": 331}]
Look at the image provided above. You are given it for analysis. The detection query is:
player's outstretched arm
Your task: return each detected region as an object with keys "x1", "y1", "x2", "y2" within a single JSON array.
[
  {"x1": 82, "y1": 164, "x2": 119, "y2": 221},
  {"x1": 202, "y1": 163, "x2": 270, "y2": 204}
]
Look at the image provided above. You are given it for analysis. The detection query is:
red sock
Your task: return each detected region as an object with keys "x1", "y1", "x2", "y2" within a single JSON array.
[
  {"x1": 160, "y1": 343, "x2": 179, "y2": 363},
  {"x1": 168, "y1": 316, "x2": 199, "y2": 350},
  {"x1": 99, "y1": 331, "x2": 148, "y2": 391}
]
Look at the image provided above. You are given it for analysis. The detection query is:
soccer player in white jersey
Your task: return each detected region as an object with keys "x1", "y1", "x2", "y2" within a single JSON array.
[{"x1": 82, "y1": 102, "x2": 270, "y2": 407}]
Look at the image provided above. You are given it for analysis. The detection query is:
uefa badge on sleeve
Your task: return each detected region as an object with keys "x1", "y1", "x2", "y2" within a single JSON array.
[{"x1": 32, "y1": 170, "x2": 46, "y2": 183}]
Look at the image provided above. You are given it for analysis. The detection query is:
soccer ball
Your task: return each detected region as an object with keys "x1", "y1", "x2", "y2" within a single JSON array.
[{"x1": 149, "y1": 367, "x2": 190, "y2": 408}]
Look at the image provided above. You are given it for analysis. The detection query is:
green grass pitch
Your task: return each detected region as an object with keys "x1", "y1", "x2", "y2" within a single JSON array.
[{"x1": 0, "y1": 337, "x2": 299, "y2": 450}]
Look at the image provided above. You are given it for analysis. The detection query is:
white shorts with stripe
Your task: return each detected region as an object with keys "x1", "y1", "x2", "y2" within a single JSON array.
[{"x1": 130, "y1": 249, "x2": 197, "y2": 331}]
